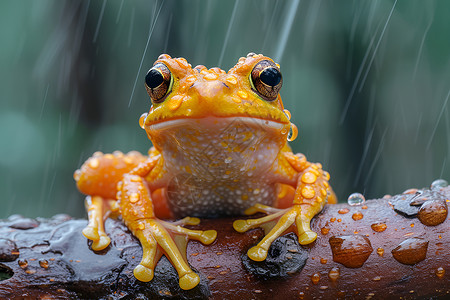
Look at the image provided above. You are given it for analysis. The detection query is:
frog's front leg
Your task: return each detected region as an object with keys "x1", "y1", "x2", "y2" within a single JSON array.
[
  {"x1": 118, "y1": 172, "x2": 217, "y2": 290},
  {"x1": 233, "y1": 153, "x2": 336, "y2": 261}
]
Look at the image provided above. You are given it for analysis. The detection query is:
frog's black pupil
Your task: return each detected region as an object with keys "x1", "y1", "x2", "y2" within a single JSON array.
[
  {"x1": 145, "y1": 69, "x2": 164, "y2": 89},
  {"x1": 260, "y1": 68, "x2": 281, "y2": 86}
]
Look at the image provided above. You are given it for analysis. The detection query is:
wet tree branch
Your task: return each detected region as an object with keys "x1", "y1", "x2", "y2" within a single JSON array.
[{"x1": 0, "y1": 187, "x2": 448, "y2": 299}]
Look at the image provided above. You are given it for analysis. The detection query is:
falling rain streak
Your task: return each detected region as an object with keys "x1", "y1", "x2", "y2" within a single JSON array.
[
  {"x1": 128, "y1": 1, "x2": 164, "y2": 107},
  {"x1": 340, "y1": 0, "x2": 398, "y2": 124}
]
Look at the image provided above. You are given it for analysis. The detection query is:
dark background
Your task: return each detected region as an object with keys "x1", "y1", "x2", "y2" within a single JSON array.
[{"x1": 1, "y1": 0, "x2": 449, "y2": 218}]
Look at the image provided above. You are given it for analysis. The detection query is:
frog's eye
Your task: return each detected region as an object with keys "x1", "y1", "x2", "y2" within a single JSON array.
[
  {"x1": 145, "y1": 63, "x2": 172, "y2": 103},
  {"x1": 250, "y1": 60, "x2": 282, "y2": 101}
]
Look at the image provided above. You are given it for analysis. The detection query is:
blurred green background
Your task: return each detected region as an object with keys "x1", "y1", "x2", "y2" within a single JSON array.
[{"x1": 0, "y1": 0, "x2": 449, "y2": 219}]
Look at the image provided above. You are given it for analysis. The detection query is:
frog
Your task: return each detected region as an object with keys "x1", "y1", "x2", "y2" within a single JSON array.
[{"x1": 74, "y1": 53, "x2": 337, "y2": 290}]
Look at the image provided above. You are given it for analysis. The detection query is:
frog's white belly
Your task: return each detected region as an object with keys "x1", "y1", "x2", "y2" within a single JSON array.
[
  {"x1": 166, "y1": 174, "x2": 276, "y2": 217},
  {"x1": 152, "y1": 117, "x2": 286, "y2": 217}
]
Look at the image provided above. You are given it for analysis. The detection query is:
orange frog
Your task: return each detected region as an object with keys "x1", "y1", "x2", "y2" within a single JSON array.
[{"x1": 74, "y1": 53, "x2": 336, "y2": 290}]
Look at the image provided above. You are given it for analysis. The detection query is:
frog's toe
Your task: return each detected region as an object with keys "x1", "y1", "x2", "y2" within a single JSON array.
[
  {"x1": 199, "y1": 230, "x2": 217, "y2": 245},
  {"x1": 82, "y1": 225, "x2": 99, "y2": 241},
  {"x1": 134, "y1": 264, "x2": 154, "y2": 282},
  {"x1": 91, "y1": 233, "x2": 111, "y2": 251},
  {"x1": 298, "y1": 230, "x2": 317, "y2": 245},
  {"x1": 179, "y1": 272, "x2": 200, "y2": 290},
  {"x1": 233, "y1": 219, "x2": 251, "y2": 233},
  {"x1": 247, "y1": 245, "x2": 268, "y2": 261},
  {"x1": 295, "y1": 214, "x2": 318, "y2": 245}
]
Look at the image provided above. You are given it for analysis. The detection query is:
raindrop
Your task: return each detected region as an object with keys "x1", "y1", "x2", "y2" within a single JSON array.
[
  {"x1": 329, "y1": 235, "x2": 373, "y2": 268},
  {"x1": 287, "y1": 123, "x2": 298, "y2": 142},
  {"x1": 39, "y1": 259, "x2": 49, "y2": 269},
  {"x1": 9, "y1": 218, "x2": 39, "y2": 230},
  {"x1": 311, "y1": 273, "x2": 320, "y2": 284},
  {"x1": 435, "y1": 267, "x2": 445, "y2": 279},
  {"x1": 139, "y1": 113, "x2": 148, "y2": 129},
  {"x1": 347, "y1": 193, "x2": 365, "y2": 206},
  {"x1": 372, "y1": 276, "x2": 382, "y2": 281},
  {"x1": 371, "y1": 222, "x2": 387, "y2": 233},
  {"x1": 338, "y1": 208, "x2": 349, "y2": 214},
  {"x1": 18, "y1": 259, "x2": 28, "y2": 269},
  {"x1": 328, "y1": 267, "x2": 340, "y2": 281},
  {"x1": 321, "y1": 227, "x2": 330, "y2": 235},
  {"x1": 73, "y1": 169, "x2": 81, "y2": 181},
  {"x1": 376, "y1": 248, "x2": 385, "y2": 257},
  {"x1": 430, "y1": 179, "x2": 448, "y2": 191},
  {"x1": 283, "y1": 109, "x2": 291, "y2": 120},
  {"x1": 417, "y1": 200, "x2": 448, "y2": 226},
  {"x1": 352, "y1": 212, "x2": 364, "y2": 221},
  {"x1": 391, "y1": 238, "x2": 428, "y2": 265}
]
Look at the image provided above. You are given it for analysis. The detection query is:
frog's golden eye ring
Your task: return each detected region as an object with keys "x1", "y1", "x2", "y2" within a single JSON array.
[
  {"x1": 250, "y1": 60, "x2": 282, "y2": 101},
  {"x1": 145, "y1": 63, "x2": 172, "y2": 103}
]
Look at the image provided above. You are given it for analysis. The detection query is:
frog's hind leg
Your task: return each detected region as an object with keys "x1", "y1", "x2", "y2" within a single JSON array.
[
  {"x1": 119, "y1": 173, "x2": 217, "y2": 290},
  {"x1": 75, "y1": 151, "x2": 148, "y2": 250}
]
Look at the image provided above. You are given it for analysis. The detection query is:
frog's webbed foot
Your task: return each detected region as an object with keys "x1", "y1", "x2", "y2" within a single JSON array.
[
  {"x1": 233, "y1": 204, "x2": 318, "y2": 261},
  {"x1": 234, "y1": 158, "x2": 335, "y2": 262},
  {"x1": 119, "y1": 174, "x2": 217, "y2": 290}
]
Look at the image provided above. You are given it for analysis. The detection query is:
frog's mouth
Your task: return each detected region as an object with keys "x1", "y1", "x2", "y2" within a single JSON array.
[{"x1": 147, "y1": 116, "x2": 288, "y2": 133}]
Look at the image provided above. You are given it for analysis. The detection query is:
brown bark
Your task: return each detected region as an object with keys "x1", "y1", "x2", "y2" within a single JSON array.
[{"x1": 0, "y1": 187, "x2": 449, "y2": 299}]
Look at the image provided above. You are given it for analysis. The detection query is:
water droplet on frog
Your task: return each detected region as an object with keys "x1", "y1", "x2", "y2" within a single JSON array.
[
  {"x1": 391, "y1": 238, "x2": 428, "y2": 265},
  {"x1": 352, "y1": 211, "x2": 364, "y2": 221},
  {"x1": 430, "y1": 179, "x2": 448, "y2": 190},
  {"x1": 73, "y1": 169, "x2": 81, "y2": 181},
  {"x1": 371, "y1": 222, "x2": 387, "y2": 232},
  {"x1": 287, "y1": 123, "x2": 298, "y2": 142},
  {"x1": 224, "y1": 157, "x2": 233, "y2": 164},
  {"x1": 347, "y1": 193, "x2": 365, "y2": 206},
  {"x1": 417, "y1": 199, "x2": 448, "y2": 226},
  {"x1": 139, "y1": 113, "x2": 148, "y2": 129},
  {"x1": 283, "y1": 109, "x2": 291, "y2": 120},
  {"x1": 329, "y1": 235, "x2": 373, "y2": 268},
  {"x1": 311, "y1": 273, "x2": 320, "y2": 284},
  {"x1": 328, "y1": 267, "x2": 340, "y2": 281},
  {"x1": 436, "y1": 267, "x2": 445, "y2": 279}
]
